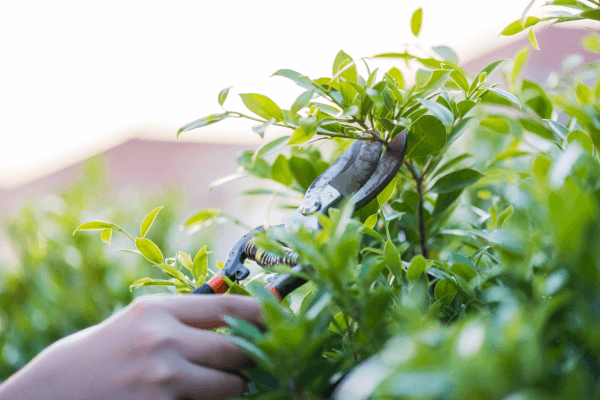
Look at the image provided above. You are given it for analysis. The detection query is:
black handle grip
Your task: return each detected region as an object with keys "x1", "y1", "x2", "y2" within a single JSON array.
[{"x1": 267, "y1": 265, "x2": 308, "y2": 300}]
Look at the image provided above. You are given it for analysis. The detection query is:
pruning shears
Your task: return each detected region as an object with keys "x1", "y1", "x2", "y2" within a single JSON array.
[{"x1": 192, "y1": 131, "x2": 408, "y2": 300}]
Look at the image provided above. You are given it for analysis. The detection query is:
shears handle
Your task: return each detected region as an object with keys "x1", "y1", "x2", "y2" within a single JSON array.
[{"x1": 192, "y1": 248, "x2": 305, "y2": 299}]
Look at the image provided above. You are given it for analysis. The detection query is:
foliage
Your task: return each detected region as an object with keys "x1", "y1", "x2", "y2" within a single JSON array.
[
  {"x1": 77, "y1": 3, "x2": 600, "y2": 400},
  {"x1": 0, "y1": 158, "x2": 182, "y2": 380}
]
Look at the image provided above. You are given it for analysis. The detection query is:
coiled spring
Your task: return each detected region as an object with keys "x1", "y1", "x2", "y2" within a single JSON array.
[{"x1": 243, "y1": 242, "x2": 299, "y2": 267}]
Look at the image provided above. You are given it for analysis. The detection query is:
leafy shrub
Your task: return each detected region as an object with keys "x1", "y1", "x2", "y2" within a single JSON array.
[
  {"x1": 0, "y1": 158, "x2": 182, "y2": 379},
  {"x1": 77, "y1": 3, "x2": 600, "y2": 399}
]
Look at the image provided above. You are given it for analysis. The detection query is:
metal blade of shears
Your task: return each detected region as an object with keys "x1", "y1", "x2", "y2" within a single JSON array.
[{"x1": 285, "y1": 139, "x2": 383, "y2": 231}]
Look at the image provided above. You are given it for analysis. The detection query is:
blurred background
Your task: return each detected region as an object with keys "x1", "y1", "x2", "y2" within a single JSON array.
[{"x1": 0, "y1": 0, "x2": 597, "y2": 379}]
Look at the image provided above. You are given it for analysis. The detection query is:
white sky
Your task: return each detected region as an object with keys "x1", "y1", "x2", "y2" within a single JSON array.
[{"x1": 0, "y1": 0, "x2": 547, "y2": 189}]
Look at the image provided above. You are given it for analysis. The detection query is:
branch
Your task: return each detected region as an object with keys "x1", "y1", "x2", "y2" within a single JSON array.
[
  {"x1": 405, "y1": 162, "x2": 429, "y2": 258},
  {"x1": 343, "y1": 313, "x2": 359, "y2": 363}
]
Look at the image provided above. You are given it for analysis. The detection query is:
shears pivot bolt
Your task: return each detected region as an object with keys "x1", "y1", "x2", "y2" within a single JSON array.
[{"x1": 300, "y1": 199, "x2": 321, "y2": 215}]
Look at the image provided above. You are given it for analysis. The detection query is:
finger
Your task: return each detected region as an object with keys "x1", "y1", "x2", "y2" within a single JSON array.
[
  {"x1": 175, "y1": 361, "x2": 245, "y2": 400},
  {"x1": 157, "y1": 294, "x2": 262, "y2": 329},
  {"x1": 175, "y1": 325, "x2": 254, "y2": 371}
]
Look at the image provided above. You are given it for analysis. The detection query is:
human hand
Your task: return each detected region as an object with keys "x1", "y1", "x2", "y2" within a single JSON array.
[{"x1": 0, "y1": 294, "x2": 262, "y2": 400}]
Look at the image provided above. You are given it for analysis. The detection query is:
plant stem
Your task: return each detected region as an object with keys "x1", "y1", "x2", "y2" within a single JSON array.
[
  {"x1": 231, "y1": 111, "x2": 387, "y2": 145},
  {"x1": 405, "y1": 162, "x2": 428, "y2": 258},
  {"x1": 343, "y1": 313, "x2": 359, "y2": 363}
]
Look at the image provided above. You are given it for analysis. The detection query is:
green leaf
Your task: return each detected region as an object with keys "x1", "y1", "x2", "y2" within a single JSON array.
[
  {"x1": 444, "y1": 66, "x2": 469, "y2": 93},
  {"x1": 218, "y1": 87, "x2": 231, "y2": 106},
  {"x1": 544, "y1": 119, "x2": 569, "y2": 141},
  {"x1": 178, "y1": 251, "x2": 193, "y2": 273},
  {"x1": 332, "y1": 51, "x2": 358, "y2": 105},
  {"x1": 430, "y1": 169, "x2": 483, "y2": 194},
  {"x1": 252, "y1": 135, "x2": 290, "y2": 164},
  {"x1": 501, "y1": 17, "x2": 540, "y2": 36},
  {"x1": 384, "y1": 239, "x2": 401, "y2": 266},
  {"x1": 332, "y1": 51, "x2": 355, "y2": 80},
  {"x1": 411, "y1": 8, "x2": 423, "y2": 37},
  {"x1": 193, "y1": 245, "x2": 209, "y2": 282},
  {"x1": 299, "y1": 116, "x2": 318, "y2": 135},
  {"x1": 487, "y1": 88, "x2": 521, "y2": 108},
  {"x1": 209, "y1": 174, "x2": 245, "y2": 192},
  {"x1": 407, "y1": 255, "x2": 427, "y2": 280},
  {"x1": 184, "y1": 208, "x2": 221, "y2": 228},
  {"x1": 434, "y1": 278, "x2": 457, "y2": 306},
  {"x1": 271, "y1": 69, "x2": 319, "y2": 93},
  {"x1": 311, "y1": 102, "x2": 341, "y2": 115},
  {"x1": 240, "y1": 93, "x2": 284, "y2": 122},
  {"x1": 129, "y1": 278, "x2": 175, "y2": 292},
  {"x1": 365, "y1": 214, "x2": 378, "y2": 229},
  {"x1": 272, "y1": 69, "x2": 304, "y2": 82},
  {"x1": 174, "y1": 279, "x2": 192, "y2": 293},
  {"x1": 492, "y1": 149, "x2": 531, "y2": 163},
  {"x1": 480, "y1": 60, "x2": 505, "y2": 80},
  {"x1": 519, "y1": 118, "x2": 552, "y2": 139},
  {"x1": 289, "y1": 156, "x2": 317, "y2": 191},
  {"x1": 529, "y1": 29, "x2": 540, "y2": 50},
  {"x1": 406, "y1": 115, "x2": 446, "y2": 158},
  {"x1": 418, "y1": 99, "x2": 454, "y2": 130},
  {"x1": 457, "y1": 100, "x2": 476, "y2": 117},
  {"x1": 387, "y1": 67, "x2": 404, "y2": 89},
  {"x1": 366, "y1": 88, "x2": 385, "y2": 109},
  {"x1": 329, "y1": 312, "x2": 348, "y2": 336},
  {"x1": 416, "y1": 68, "x2": 433, "y2": 88},
  {"x1": 224, "y1": 316, "x2": 263, "y2": 341},
  {"x1": 547, "y1": 0, "x2": 592, "y2": 11},
  {"x1": 271, "y1": 154, "x2": 293, "y2": 186},
  {"x1": 73, "y1": 221, "x2": 134, "y2": 242},
  {"x1": 289, "y1": 127, "x2": 315, "y2": 145},
  {"x1": 177, "y1": 113, "x2": 230, "y2": 137},
  {"x1": 416, "y1": 69, "x2": 452, "y2": 96},
  {"x1": 135, "y1": 238, "x2": 164, "y2": 264},
  {"x1": 140, "y1": 206, "x2": 163, "y2": 238},
  {"x1": 511, "y1": 47, "x2": 529, "y2": 83},
  {"x1": 449, "y1": 252, "x2": 474, "y2": 269},
  {"x1": 575, "y1": 81, "x2": 591, "y2": 103},
  {"x1": 377, "y1": 177, "x2": 397, "y2": 206},
  {"x1": 567, "y1": 130, "x2": 594, "y2": 152},
  {"x1": 433, "y1": 153, "x2": 473, "y2": 178},
  {"x1": 432, "y1": 46, "x2": 458, "y2": 64},
  {"x1": 364, "y1": 291, "x2": 392, "y2": 330},
  {"x1": 361, "y1": 247, "x2": 383, "y2": 255},
  {"x1": 291, "y1": 91, "x2": 314, "y2": 114},
  {"x1": 522, "y1": 79, "x2": 552, "y2": 119},
  {"x1": 447, "y1": 117, "x2": 473, "y2": 146},
  {"x1": 480, "y1": 116, "x2": 510, "y2": 133},
  {"x1": 130, "y1": 277, "x2": 152, "y2": 290},
  {"x1": 74, "y1": 221, "x2": 117, "y2": 232},
  {"x1": 521, "y1": 0, "x2": 536, "y2": 25},
  {"x1": 450, "y1": 263, "x2": 477, "y2": 282},
  {"x1": 501, "y1": 20, "x2": 523, "y2": 36},
  {"x1": 227, "y1": 336, "x2": 274, "y2": 370},
  {"x1": 361, "y1": 225, "x2": 385, "y2": 242},
  {"x1": 581, "y1": 9, "x2": 600, "y2": 21},
  {"x1": 251, "y1": 118, "x2": 276, "y2": 138},
  {"x1": 433, "y1": 190, "x2": 463, "y2": 217},
  {"x1": 306, "y1": 291, "x2": 333, "y2": 320},
  {"x1": 156, "y1": 263, "x2": 186, "y2": 281},
  {"x1": 100, "y1": 228, "x2": 112, "y2": 245}
]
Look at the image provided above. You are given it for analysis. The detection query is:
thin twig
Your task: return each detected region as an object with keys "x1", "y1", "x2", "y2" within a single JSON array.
[
  {"x1": 405, "y1": 162, "x2": 428, "y2": 258},
  {"x1": 343, "y1": 313, "x2": 359, "y2": 363}
]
